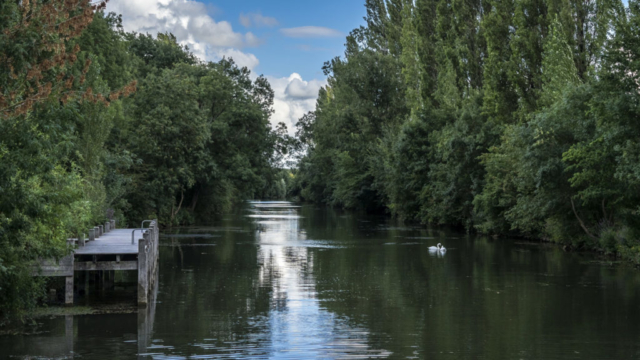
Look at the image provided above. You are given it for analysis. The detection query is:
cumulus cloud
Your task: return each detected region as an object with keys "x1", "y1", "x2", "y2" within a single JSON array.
[
  {"x1": 214, "y1": 48, "x2": 260, "y2": 71},
  {"x1": 106, "y1": 0, "x2": 261, "y2": 70},
  {"x1": 280, "y1": 26, "x2": 342, "y2": 38},
  {"x1": 105, "y1": 1, "x2": 324, "y2": 133},
  {"x1": 267, "y1": 74, "x2": 326, "y2": 134},
  {"x1": 239, "y1": 12, "x2": 279, "y2": 28},
  {"x1": 285, "y1": 75, "x2": 325, "y2": 99}
]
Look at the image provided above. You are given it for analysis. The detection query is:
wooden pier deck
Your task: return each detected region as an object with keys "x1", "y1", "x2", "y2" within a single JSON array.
[
  {"x1": 75, "y1": 229, "x2": 140, "y2": 255},
  {"x1": 35, "y1": 220, "x2": 159, "y2": 307}
]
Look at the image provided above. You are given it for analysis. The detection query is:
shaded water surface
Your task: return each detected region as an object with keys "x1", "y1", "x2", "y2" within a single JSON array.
[{"x1": 2, "y1": 201, "x2": 640, "y2": 359}]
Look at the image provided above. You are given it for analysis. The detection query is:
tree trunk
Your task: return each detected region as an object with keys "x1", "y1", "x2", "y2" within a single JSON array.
[
  {"x1": 571, "y1": 198, "x2": 598, "y2": 240},
  {"x1": 171, "y1": 189, "x2": 185, "y2": 224},
  {"x1": 190, "y1": 187, "x2": 200, "y2": 211}
]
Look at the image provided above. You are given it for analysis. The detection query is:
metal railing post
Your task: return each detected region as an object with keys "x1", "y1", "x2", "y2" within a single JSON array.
[
  {"x1": 141, "y1": 220, "x2": 153, "y2": 230},
  {"x1": 132, "y1": 229, "x2": 148, "y2": 244}
]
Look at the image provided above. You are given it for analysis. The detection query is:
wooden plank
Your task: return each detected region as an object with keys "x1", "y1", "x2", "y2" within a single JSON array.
[
  {"x1": 74, "y1": 261, "x2": 137, "y2": 271},
  {"x1": 38, "y1": 267, "x2": 74, "y2": 277},
  {"x1": 34, "y1": 228, "x2": 143, "y2": 273},
  {"x1": 35, "y1": 255, "x2": 74, "y2": 277},
  {"x1": 74, "y1": 228, "x2": 140, "y2": 254},
  {"x1": 74, "y1": 246, "x2": 138, "y2": 255}
]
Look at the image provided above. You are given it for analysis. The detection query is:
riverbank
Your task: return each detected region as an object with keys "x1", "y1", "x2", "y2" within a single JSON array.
[{"x1": 484, "y1": 227, "x2": 640, "y2": 267}]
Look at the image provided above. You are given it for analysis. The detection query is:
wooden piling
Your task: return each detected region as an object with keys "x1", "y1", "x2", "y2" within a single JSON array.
[
  {"x1": 89, "y1": 228, "x2": 95, "y2": 242},
  {"x1": 105, "y1": 222, "x2": 110, "y2": 232},
  {"x1": 136, "y1": 219, "x2": 159, "y2": 307},
  {"x1": 65, "y1": 275, "x2": 74, "y2": 305},
  {"x1": 65, "y1": 239, "x2": 74, "y2": 305},
  {"x1": 137, "y1": 234, "x2": 148, "y2": 306},
  {"x1": 153, "y1": 223, "x2": 158, "y2": 286},
  {"x1": 98, "y1": 225, "x2": 104, "y2": 237}
]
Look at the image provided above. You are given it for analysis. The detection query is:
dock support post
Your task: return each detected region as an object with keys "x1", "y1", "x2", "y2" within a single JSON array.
[
  {"x1": 89, "y1": 229, "x2": 95, "y2": 242},
  {"x1": 65, "y1": 238, "x2": 74, "y2": 305},
  {"x1": 138, "y1": 235, "x2": 148, "y2": 307},
  {"x1": 149, "y1": 221, "x2": 158, "y2": 289},
  {"x1": 94, "y1": 226, "x2": 100, "y2": 238},
  {"x1": 99, "y1": 225, "x2": 104, "y2": 237},
  {"x1": 105, "y1": 222, "x2": 110, "y2": 232},
  {"x1": 111, "y1": 219, "x2": 116, "y2": 229},
  {"x1": 65, "y1": 275, "x2": 74, "y2": 305}
]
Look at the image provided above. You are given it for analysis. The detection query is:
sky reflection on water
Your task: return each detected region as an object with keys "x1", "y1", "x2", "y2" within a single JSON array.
[{"x1": 1, "y1": 201, "x2": 640, "y2": 359}]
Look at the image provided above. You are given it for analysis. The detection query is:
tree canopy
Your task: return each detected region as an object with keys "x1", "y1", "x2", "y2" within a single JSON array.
[
  {"x1": 0, "y1": 2, "x2": 290, "y2": 321},
  {"x1": 292, "y1": 0, "x2": 640, "y2": 264}
]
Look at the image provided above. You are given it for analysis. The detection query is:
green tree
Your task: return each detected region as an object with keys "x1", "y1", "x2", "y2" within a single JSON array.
[{"x1": 295, "y1": 0, "x2": 639, "y2": 263}]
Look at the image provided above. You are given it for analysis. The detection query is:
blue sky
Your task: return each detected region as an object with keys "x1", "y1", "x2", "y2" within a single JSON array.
[
  {"x1": 207, "y1": 0, "x2": 366, "y2": 79},
  {"x1": 106, "y1": 0, "x2": 367, "y2": 132}
]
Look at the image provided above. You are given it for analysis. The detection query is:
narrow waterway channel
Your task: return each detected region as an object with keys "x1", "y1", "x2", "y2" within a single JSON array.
[{"x1": 2, "y1": 201, "x2": 640, "y2": 359}]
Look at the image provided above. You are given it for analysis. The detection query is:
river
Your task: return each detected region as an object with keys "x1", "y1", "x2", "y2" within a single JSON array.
[{"x1": 2, "y1": 201, "x2": 640, "y2": 359}]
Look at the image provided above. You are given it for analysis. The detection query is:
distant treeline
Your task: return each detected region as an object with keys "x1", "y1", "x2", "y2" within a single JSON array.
[
  {"x1": 291, "y1": 0, "x2": 640, "y2": 262},
  {"x1": 0, "y1": 1, "x2": 291, "y2": 320}
]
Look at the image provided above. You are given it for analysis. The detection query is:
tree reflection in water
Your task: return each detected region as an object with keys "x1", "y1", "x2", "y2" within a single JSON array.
[{"x1": 1, "y1": 201, "x2": 640, "y2": 359}]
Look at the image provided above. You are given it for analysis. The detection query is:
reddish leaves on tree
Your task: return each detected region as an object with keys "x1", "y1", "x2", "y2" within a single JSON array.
[{"x1": 1, "y1": 0, "x2": 136, "y2": 118}]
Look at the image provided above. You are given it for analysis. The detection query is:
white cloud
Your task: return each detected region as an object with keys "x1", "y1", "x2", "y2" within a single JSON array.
[
  {"x1": 105, "y1": 1, "x2": 325, "y2": 133},
  {"x1": 267, "y1": 73, "x2": 326, "y2": 134},
  {"x1": 214, "y1": 48, "x2": 260, "y2": 71},
  {"x1": 239, "y1": 13, "x2": 252, "y2": 28},
  {"x1": 106, "y1": 0, "x2": 260, "y2": 70},
  {"x1": 285, "y1": 75, "x2": 325, "y2": 99},
  {"x1": 280, "y1": 26, "x2": 342, "y2": 38},
  {"x1": 239, "y1": 12, "x2": 279, "y2": 28}
]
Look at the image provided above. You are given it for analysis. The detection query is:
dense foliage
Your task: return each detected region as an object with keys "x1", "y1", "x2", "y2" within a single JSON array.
[
  {"x1": 293, "y1": 0, "x2": 640, "y2": 263},
  {"x1": 0, "y1": 2, "x2": 289, "y2": 321}
]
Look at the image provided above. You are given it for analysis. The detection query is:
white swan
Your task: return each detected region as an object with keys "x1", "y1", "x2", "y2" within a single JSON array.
[{"x1": 429, "y1": 243, "x2": 445, "y2": 251}]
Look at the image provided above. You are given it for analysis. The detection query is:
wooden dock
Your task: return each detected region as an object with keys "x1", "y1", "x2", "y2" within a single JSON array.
[{"x1": 35, "y1": 220, "x2": 160, "y2": 307}]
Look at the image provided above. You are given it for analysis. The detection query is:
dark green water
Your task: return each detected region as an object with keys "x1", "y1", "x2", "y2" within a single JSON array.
[{"x1": 2, "y1": 201, "x2": 640, "y2": 359}]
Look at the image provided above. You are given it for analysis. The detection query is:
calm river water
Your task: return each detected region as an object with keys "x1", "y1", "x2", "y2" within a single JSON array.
[{"x1": 2, "y1": 201, "x2": 640, "y2": 359}]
